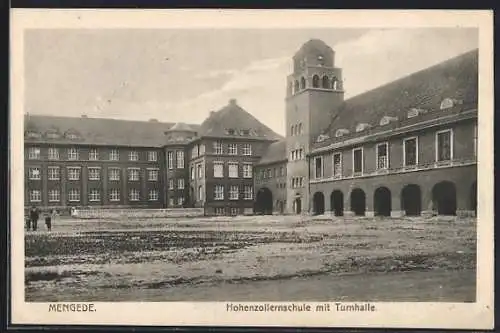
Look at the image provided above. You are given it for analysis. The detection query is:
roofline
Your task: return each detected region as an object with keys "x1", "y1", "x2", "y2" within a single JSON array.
[{"x1": 255, "y1": 158, "x2": 288, "y2": 167}]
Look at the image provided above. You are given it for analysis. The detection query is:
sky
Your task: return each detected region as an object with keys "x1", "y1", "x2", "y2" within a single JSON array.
[{"x1": 25, "y1": 28, "x2": 478, "y2": 135}]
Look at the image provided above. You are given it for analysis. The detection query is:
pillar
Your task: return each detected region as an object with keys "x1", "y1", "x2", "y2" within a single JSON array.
[
  {"x1": 365, "y1": 189, "x2": 374, "y2": 217},
  {"x1": 421, "y1": 186, "x2": 434, "y2": 218},
  {"x1": 390, "y1": 189, "x2": 404, "y2": 218},
  {"x1": 456, "y1": 181, "x2": 475, "y2": 218}
]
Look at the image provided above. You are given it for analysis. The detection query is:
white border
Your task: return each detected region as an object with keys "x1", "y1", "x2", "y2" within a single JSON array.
[{"x1": 10, "y1": 9, "x2": 494, "y2": 329}]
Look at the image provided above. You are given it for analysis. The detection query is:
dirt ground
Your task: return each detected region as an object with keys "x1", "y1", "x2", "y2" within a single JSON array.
[{"x1": 24, "y1": 215, "x2": 477, "y2": 302}]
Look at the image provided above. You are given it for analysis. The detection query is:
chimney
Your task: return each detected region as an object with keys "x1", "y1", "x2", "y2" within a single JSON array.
[{"x1": 229, "y1": 98, "x2": 237, "y2": 105}]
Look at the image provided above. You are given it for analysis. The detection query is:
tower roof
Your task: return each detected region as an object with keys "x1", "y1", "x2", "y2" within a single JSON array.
[{"x1": 294, "y1": 39, "x2": 334, "y2": 59}]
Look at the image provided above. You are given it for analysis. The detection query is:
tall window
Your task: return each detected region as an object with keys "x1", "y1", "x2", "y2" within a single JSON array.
[
  {"x1": 169, "y1": 198, "x2": 175, "y2": 206},
  {"x1": 403, "y1": 137, "x2": 418, "y2": 167},
  {"x1": 109, "y1": 168, "x2": 120, "y2": 181},
  {"x1": 129, "y1": 189, "x2": 140, "y2": 201},
  {"x1": 48, "y1": 147, "x2": 59, "y2": 160},
  {"x1": 214, "y1": 185, "x2": 224, "y2": 200},
  {"x1": 191, "y1": 166, "x2": 195, "y2": 180},
  {"x1": 148, "y1": 169, "x2": 159, "y2": 181},
  {"x1": 353, "y1": 148, "x2": 363, "y2": 174},
  {"x1": 228, "y1": 162, "x2": 238, "y2": 178},
  {"x1": 148, "y1": 151, "x2": 158, "y2": 162},
  {"x1": 128, "y1": 168, "x2": 140, "y2": 181},
  {"x1": 29, "y1": 167, "x2": 41, "y2": 180},
  {"x1": 214, "y1": 141, "x2": 223, "y2": 155},
  {"x1": 48, "y1": 189, "x2": 60, "y2": 202},
  {"x1": 68, "y1": 148, "x2": 79, "y2": 160},
  {"x1": 167, "y1": 151, "x2": 174, "y2": 169},
  {"x1": 89, "y1": 149, "x2": 99, "y2": 161},
  {"x1": 88, "y1": 167, "x2": 101, "y2": 180},
  {"x1": 314, "y1": 157, "x2": 323, "y2": 179},
  {"x1": 148, "y1": 189, "x2": 159, "y2": 201},
  {"x1": 333, "y1": 153, "x2": 342, "y2": 178},
  {"x1": 169, "y1": 179, "x2": 174, "y2": 190},
  {"x1": 229, "y1": 185, "x2": 239, "y2": 200},
  {"x1": 198, "y1": 185, "x2": 204, "y2": 201},
  {"x1": 48, "y1": 166, "x2": 60, "y2": 180},
  {"x1": 199, "y1": 144, "x2": 206, "y2": 155},
  {"x1": 28, "y1": 147, "x2": 41, "y2": 160},
  {"x1": 178, "y1": 178, "x2": 185, "y2": 190},
  {"x1": 29, "y1": 190, "x2": 42, "y2": 202},
  {"x1": 214, "y1": 162, "x2": 224, "y2": 178},
  {"x1": 243, "y1": 185, "x2": 253, "y2": 200},
  {"x1": 191, "y1": 145, "x2": 199, "y2": 159},
  {"x1": 228, "y1": 143, "x2": 238, "y2": 155},
  {"x1": 129, "y1": 151, "x2": 139, "y2": 161},
  {"x1": 243, "y1": 163, "x2": 252, "y2": 178},
  {"x1": 242, "y1": 143, "x2": 252, "y2": 156},
  {"x1": 197, "y1": 163, "x2": 203, "y2": 178},
  {"x1": 109, "y1": 189, "x2": 120, "y2": 202},
  {"x1": 178, "y1": 196, "x2": 184, "y2": 206},
  {"x1": 436, "y1": 130, "x2": 453, "y2": 162},
  {"x1": 376, "y1": 142, "x2": 389, "y2": 170},
  {"x1": 68, "y1": 189, "x2": 80, "y2": 202},
  {"x1": 67, "y1": 167, "x2": 81, "y2": 181},
  {"x1": 176, "y1": 151, "x2": 184, "y2": 168},
  {"x1": 88, "y1": 189, "x2": 101, "y2": 202},
  {"x1": 109, "y1": 149, "x2": 119, "y2": 161},
  {"x1": 280, "y1": 166, "x2": 285, "y2": 177}
]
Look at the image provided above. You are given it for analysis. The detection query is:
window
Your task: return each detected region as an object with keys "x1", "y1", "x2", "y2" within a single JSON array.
[
  {"x1": 148, "y1": 189, "x2": 158, "y2": 201},
  {"x1": 68, "y1": 148, "x2": 79, "y2": 160},
  {"x1": 197, "y1": 163, "x2": 203, "y2": 179},
  {"x1": 178, "y1": 178, "x2": 185, "y2": 190},
  {"x1": 109, "y1": 168, "x2": 120, "y2": 181},
  {"x1": 242, "y1": 144, "x2": 252, "y2": 156},
  {"x1": 28, "y1": 147, "x2": 41, "y2": 160},
  {"x1": 48, "y1": 148, "x2": 59, "y2": 160},
  {"x1": 89, "y1": 149, "x2": 99, "y2": 161},
  {"x1": 29, "y1": 167, "x2": 41, "y2": 180},
  {"x1": 228, "y1": 162, "x2": 238, "y2": 178},
  {"x1": 314, "y1": 157, "x2": 323, "y2": 179},
  {"x1": 214, "y1": 141, "x2": 223, "y2": 155},
  {"x1": 474, "y1": 124, "x2": 478, "y2": 157},
  {"x1": 109, "y1": 189, "x2": 120, "y2": 202},
  {"x1": 128, "y1": 151, "x2": 139, "y2": 161},
  {"x1": 376, "y1": 143, "x2": 389, "y2": 170},
  {"x1": 230, "y1": 208, "x2": 239, "y2": 216},
  {"x1": 178, "y1": 196, "x2": 184, "y2": 206},
  {"x1": 229, "y1": 185, "x2": 239, "y2": 200},
  {"x1": 129, "y1": 189, "x2": 140, "y2": 201},
  {"x1": 403, "y1": 137, "x2": 418, "y2": 167},
  {"x1": 243, "y1": 163, "x2": 252, "y2": 178},
  {"x1": 88, "y1": 189, "x2": 101, "y2": 202},
  {"x1": 215, "y1": 207, "x2": 225, "y2": 216},
  {"x1": 148, "y1": 169, "x2": 159, "y2": 181},
  {"x1": 88, "y1": 167, "x2": 101, "y2": 181},
  {"x1": 214, "y1": 162, "x2": 224, "y2": 178},
  {"x1": 228, "y1": 143, "x2": 238, "y2": 155},
  {"x1": 436, "y1": 130, "x2": 453, "y2": 162},
  {"x1": 266, "y1": 168, "x2": 271, "y2": 179},
  {"x1": 48, "y1": 189, "x2": 60, "y2": 202},
  {"x1": 29, "y1": 190, "x2": 41, "y2": 202},
  {"x1": 67, "y1": 167, "x2": 81, "y2": 181},
  {"x1": 68, "y1": 189, "x2": 80, "y2": 202},
  {"x1": 169, "y1": 197, "x2": 175, "y2": 206},
  {"x1": 128, "y1": 168, "x2": 140, "y2": 181},
  {"x1": 353, "y1": 148, "x2": 363, "y2": 174},
  {"x1": 214, "y1": 185, "x2": 224, "y2": 200},
  {"x1": 198, "y1": 185, "x2": 204, "y2": 201},
  {"x1": 148, "y1": 151, "x2": 158, "y2": 162},
  {"x1": 109, "y1": 149, "x2": 119, "y2": 161},
  {"x1": 333, "y1": 153, "x2": 342, "y2": 178},
  {"x1": 243, "y1": 185, "x2": 253, "y2": 200},
  {"x1": 176, "y1": 151, "x2": 184, "y2": 168},
  {"x1": 190, "y1": 166, "x2": 195, "y2": 180},
  {"x1": 191, "y1": 145, "x2": 199, "y2": 159},
  {"x1": 169, "y1": 179, "x2": 174, "y2": 190},
  {"x1": 167, "y1": 151, "x2": 174, "y2": 169},
  {"x1": 199, "y1": 144, "x2": 206, "y2": 155},
  {"x1": 48, "y1": 166, "x2": 60, "y2": 180}
]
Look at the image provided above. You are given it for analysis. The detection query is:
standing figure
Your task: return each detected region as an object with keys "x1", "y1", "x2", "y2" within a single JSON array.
[
  {"x1": 25, "y1": 214, "x2": 31, "y2": 231},
  {"x1": 29, "y1": 206, "x2": 39, "y2": 231},
  {"x1": 44, "y1": 213, "x2": 52, "y2": 231}
]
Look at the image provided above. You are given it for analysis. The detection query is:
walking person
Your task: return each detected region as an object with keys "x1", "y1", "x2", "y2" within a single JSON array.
[
  {"x1": 29, "y1": 206, "x2": 39, "y2": 232},
  {"x1": 25, "y1": 214, "x2": 31, "y2": 231},
  {"x1": 44, "y1": 213, "x2": 52, "y2": 232}
]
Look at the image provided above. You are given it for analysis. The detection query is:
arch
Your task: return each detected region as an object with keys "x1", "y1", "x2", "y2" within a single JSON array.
[
  {"x1": 470, "y1": 181, "x2": 477, "y2": 217},
  {"x1": 300, "y1": 77, "x2": 306, "y2": 90},
  {"x1": 330, "y1": 190, "x2": 344, "y2": 216},
  {"x1": 401, "y1": 184, "x2": 421, "y2": 216},
  {"x1": 312, "y1": 75, "x2": 320, "y2": 88},
  {"x1": 432, "y1": 181, "x2": 457, "y2": 215},
  {"x1": 374, "y1": 187, "x2": 391, "y2": 217},
  {"x1": 293, "y1": 197, "x2": 302, "y2": 214},
  {"x1": 332, "y1": 77, "x2": 338, "y2": 90},
  {"x1": 322, "y1": 75, "x2": 330, "y2": 89},
  {"x1": 255, "y1": 187, "x2": 273, "y2": 215},
  {"x1": 313, "y1": 192, "x2": 325, "y2": 215},
  {"x1": 350, "y1": 188, "x2": 366, "y2": 216},
  {"x1": 294, "y1": 80, "x2": 299, "y2": 93}
]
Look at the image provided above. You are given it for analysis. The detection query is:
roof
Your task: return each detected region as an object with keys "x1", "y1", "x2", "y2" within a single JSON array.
[
  {"x1": 257, "y1": 140, "x2": 287, "y2": 165},
  {"x1": 317, "y1": 49, "x2": 478, "y2": 146},
  {"x1": 197, "y1": 99, "x2": 283, "y2": 141},
  {"x1": 24, "y1": 115, "x2": 200, "y2": 147},
  {"x1": 294, "y1": 39, "x2": 334, "y2": 59},
  {"x1": 166, "y1": 122, "x2": 196, "y2": 132}
]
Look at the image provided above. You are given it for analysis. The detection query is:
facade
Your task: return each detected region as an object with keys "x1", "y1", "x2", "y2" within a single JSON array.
[{"x1": 24, "y1": 39, "x2": 478, "y2": 218}]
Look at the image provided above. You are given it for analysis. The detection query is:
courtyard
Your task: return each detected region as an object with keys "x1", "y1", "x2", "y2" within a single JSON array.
[{"x1": 25, "y1": 215, "x2": 476, "y2": 302}]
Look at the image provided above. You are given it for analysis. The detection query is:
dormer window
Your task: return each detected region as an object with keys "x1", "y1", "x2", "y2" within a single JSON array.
[
  {"x1": 46, "y1": 132, "x2": 61, "y2": 139},
  {"x1": 355, "y1": 123, "x2": 371, "y2": 133},
  {"x1": 226, "y1": 129, "x2": 235, "y2": 135},
  {"x1": 379, "y1": 116, "x2": 398, "y2": 126},
  {"x1": 440, "y1": 98, "x2": 454, "y2": 110},
  {"x1": 407, "y1": 108, "x2": 427, "y2": 119},
  {"x1": 25, "y1": 131, "x2": 41, "y2": 139},
  {"x1": 316, "y1": 134, "x2": 330, "y2": 143},
  {"x1": 241, "y1": 129, "x2": 250, "y2": 136},
  {"x1": 64, "y1": 130, "x2": 80, "y2": 140},
  {"x1": 335, "y1": 129, "x2": 350, "y2": 138}
]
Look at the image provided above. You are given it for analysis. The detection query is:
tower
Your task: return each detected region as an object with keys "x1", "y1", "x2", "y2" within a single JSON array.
[{"x1": 285, "y1": 39, "x2": 345, "y2": 214}]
